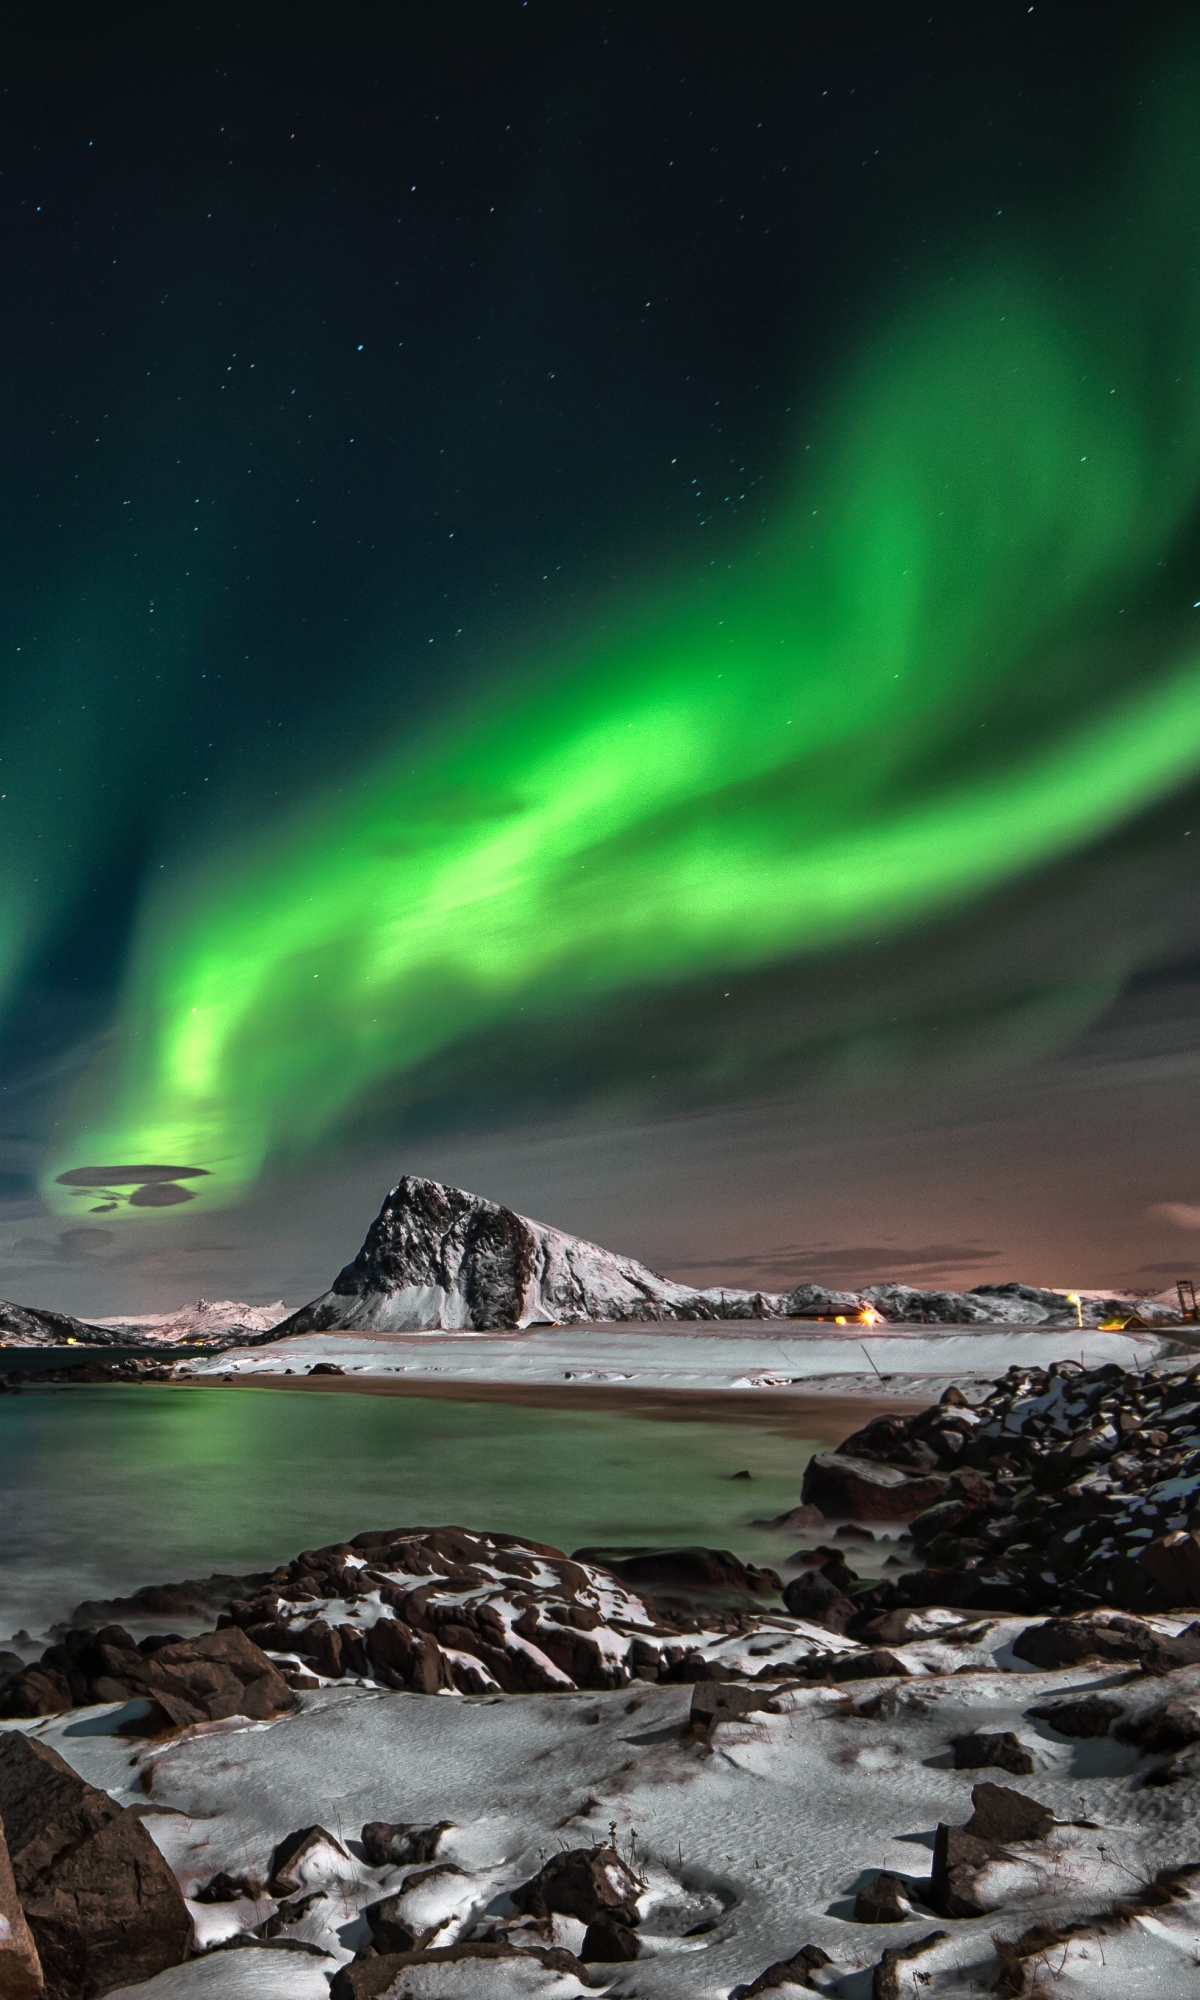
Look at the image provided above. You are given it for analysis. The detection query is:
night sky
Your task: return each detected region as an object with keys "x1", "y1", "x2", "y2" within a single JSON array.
[{"x1": 6, "y1": 3, "x2": 1200, "y2": 1314}]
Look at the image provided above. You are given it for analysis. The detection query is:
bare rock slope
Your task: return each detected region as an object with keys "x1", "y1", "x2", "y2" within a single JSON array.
[{"x1": 260, "y1": 1174, "x2": 1184, "y2": 1336}]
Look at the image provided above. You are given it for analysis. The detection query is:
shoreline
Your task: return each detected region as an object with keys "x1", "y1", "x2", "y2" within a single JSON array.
[{"x1": 158, "y1": 1368, "x2": 924, "y2": 1439}]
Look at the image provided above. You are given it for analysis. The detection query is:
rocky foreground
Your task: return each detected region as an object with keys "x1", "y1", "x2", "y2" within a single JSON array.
[{"x1": 5, "y1": 1359, "x2": 1200, "y2": 1996}]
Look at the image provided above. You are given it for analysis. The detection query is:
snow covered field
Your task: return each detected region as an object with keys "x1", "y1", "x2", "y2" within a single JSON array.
[
  {"x1": 179, "y1": 1318, "x2": 1181, "y2": 1401},
  {"x1": 14, "y1": 1617, "x2": 1200, "y2": 1999}
]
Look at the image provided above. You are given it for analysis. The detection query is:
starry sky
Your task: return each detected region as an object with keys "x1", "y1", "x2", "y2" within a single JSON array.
[{"x1": 6, "y1": 2, "x2": 1200, "y2": 1313}]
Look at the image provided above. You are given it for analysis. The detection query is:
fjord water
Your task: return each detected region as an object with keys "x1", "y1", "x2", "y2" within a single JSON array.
[{"x1": 0, "y1": 1385, "x2": 815, "y2": 1641}]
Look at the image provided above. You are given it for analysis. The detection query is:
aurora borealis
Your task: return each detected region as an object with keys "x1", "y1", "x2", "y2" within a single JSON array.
[
  {"x1": 10, "y1": 6, "x2": 1200, "y2": 1298},
  {"x1": 44, "y1": 78, "x2": 1200, "y2": 1213}
]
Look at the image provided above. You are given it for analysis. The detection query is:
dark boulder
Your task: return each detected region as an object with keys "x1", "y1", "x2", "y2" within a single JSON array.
[
  {"x1": 1116, "y1": 1696, "x2": 1200, "y2": 1756},
  {"x1": 0, "y1": 1815, "x2": 42, "y2": 2000},
  {"x1": 731, "y1": 1943, "x2": 833, "y2": 1996},
  {"x1": 951, "y1": 1732, "x2": 1035, "y2": 1777},
  {"x1": 689, "y1": 1681, "x2": 776, "y2": 1733},
  {"x1": 360, "y1": 1821, "x2": 453, "y2": 1868},
  {"x1": 363, "y1": 1896, "x2": 417, "y2": 1955},
  {"x1": 930, "y1": 1825, "x2": 999, "y2": 1919},
  {"x1": 964, "y1": 1783, "x2": 1055, "y2": 1845},
  {"x1": 571, "y1": 1545, "x2": 779, "y2": 1600},
  {"x1": 871, "y1": 1931, "x2": 947, "y2": 2000},
  {"x1": 330, "y1": 1942, "x2": 590, "y2": 2000},
  {"x1": 0, "y1": 1670, "x2": 73, "y2": 1720},
  {"x1": 801, "y1": 1453, "x2": 948, "y2": 1524},
  {"x1": 930, "y1": 1785, "x2": 1054, "y2": 1920},
  {"x1": 1026, "y1": 1695, "x2": 1123, "y2": 1740},
  {"x1": 580, "y1": 1916, "x2": 640, "y2": 1960},
  {"x1": 854, "y1": 1872, "x2": 910, "y2": 1923},
  {"x1": 1011, "y1": 1617, "x2": 1149, "y2": 1670},
  {"x1": 781, "y1": 1570, "x2": 857, "y2": 1633},
  {"x1": 0, "y1": 1732, "x2": 192, "y2": 2000},
  {"x1": 510, "y1": 1843, "x2": 642, "y2": 1927},
  {"x1": 193, "y1": 1870, "x2": 257, "y2": 1903},
  {"x1": 818, "y1": 1649, "x2": 909, "y2": 1683}
]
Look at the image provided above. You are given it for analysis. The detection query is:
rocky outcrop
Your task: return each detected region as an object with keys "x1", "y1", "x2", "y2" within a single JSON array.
[
  {"x1": 0, "y1": 1625, "x2": 295, "y2": 1727},
  {"x1": 0, "y1": 1733, "x2": 192, "y2": 1999},
  {"x1": 0, "y1": 1300, "x2": 119, "y2": 1348},
  {"x1": 794, "y1": 1358, "x2": 1200, "y2": 1620},
  {"x1": 255, "y1": 1174, "x2": 1184, "y2": 1336}
]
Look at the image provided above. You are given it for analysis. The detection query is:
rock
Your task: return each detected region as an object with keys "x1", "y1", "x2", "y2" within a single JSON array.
[
  {"x1": 871, "y1": 1931, "x2": 948, "y2": 2000},
  {"x1": 0, "y1": 1814, "x2": 42, "y2": 1999},
  {"x1": 689, "y1": 1682, "x2": 777, "y2": 1733},
  {"x1": 360, "y1": 1821, "x2": 453, "y2": 1868},
  {"x1": 268, "y1": 1825, "x2": 351, "y2": 1897},
  {"x1": 930, "y1": 1824, "x2": 999, "y2": 1919},
  {"x1": 963, "y1": 1782, "x2": 1054, "y2": 1845},
  {"x1": 732, "y1": 1943, "x2": 833, "y2": 1996},
  {"x1": 0, "y1": 1732, "x2": 192, "y2": 2000},
  {"x1": 0, "y1": 1670, "x2": 73, "y2": 1719},
  {"x1": 580, "y1": 1916, "x2": 639, "y2": 1960},
  {"x1": 755, "y1": 1505, "x2": 827, "y2": 1535},
  {"x1": 818, "y1": 1648, "x2": 910, "y2": 1683},
  {"x1": 329, "y1": 1942, "x2": 590, "y2": 2000},
  {"x1": 138, "y1": 1626, "x2": 295, "y2": 1727},
  {"x1": 951, "y1": 1731, "x2": 1035, "y2": 1776},
  {"x1": 928, "y1": 1785, "x2": 1053, "y2": 1920},
  {"x1": 573, "y1": 1545, "x2": 780, "y2": 1600},
  {"x1": 2, "y1": 1623, "x2": 295, "y2": 1726},
  {"x1": 1025, "y1": 1695, "x2": 1123, "y2": 1739},
  {"x1": 192, "y1": 1870, "x2": 257, "y2": 1903},
  {"x1": 1117, "y1": 1695, "x2": 1200, "y2": 1755},
  {"x1": 308, "y1": 1362, "x2": 346, "y2": 1375},
  {"x1": 800, "y1": 1453, "x2": 948, "y2": 1524},
  {"x1": 511, "y1": 1844, "x2": 642, "y2": 1928},
  {"x1": 1139, "y1": 1529, "x2": 1200, "y2": 1602},
  {"x1": 854, "y1": 1871, "x2": 910, "y2": 1923},
  {"x1": 1011, "y1": 1617, "x2": 1149, "y2": 1670},
  {"x1": 781, "y1": 1569, "x2": 857, "y2": 1632},
  {"x1": 363, "y1": 1895, "x2": 417, "y2": 1955}
]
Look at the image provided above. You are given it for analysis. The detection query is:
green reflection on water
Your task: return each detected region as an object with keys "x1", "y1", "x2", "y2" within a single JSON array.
[{"x1": 0, "y1": 1386, "x2": 816, "y2": 1637}]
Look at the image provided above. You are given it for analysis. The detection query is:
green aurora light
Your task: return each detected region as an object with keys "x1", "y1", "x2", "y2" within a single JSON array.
[{"x1": 46, "y1": 98, "x2": 1200, "y2": 1212}]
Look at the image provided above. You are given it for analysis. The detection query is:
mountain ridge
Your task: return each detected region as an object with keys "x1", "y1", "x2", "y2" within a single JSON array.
[{"x1": 252, "y1": 1174, "x2": 1182, "y2": 1339}]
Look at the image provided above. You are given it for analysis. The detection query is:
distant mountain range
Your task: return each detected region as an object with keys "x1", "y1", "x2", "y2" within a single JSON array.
[
  {"x1": 251, "y1": 1175, "x2": 1182, "y2": 1337},
  {"x1": 0, "y1": 1175, "x2": 1184, "y2": 1347}
]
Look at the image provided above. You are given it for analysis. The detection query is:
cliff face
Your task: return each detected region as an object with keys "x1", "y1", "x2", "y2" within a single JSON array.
[{"x1": 260, "y1": 1175, "x2": 1184, "y2": 1337}]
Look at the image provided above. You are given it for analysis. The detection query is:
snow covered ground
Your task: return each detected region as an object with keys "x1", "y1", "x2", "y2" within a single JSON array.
[
  {"x1": 177, "y1": 1318, "x2": 1182, "y2": 1399},
  {"x1": 14, "y1": 1616, "x2": 1200, "y2": 1999}
]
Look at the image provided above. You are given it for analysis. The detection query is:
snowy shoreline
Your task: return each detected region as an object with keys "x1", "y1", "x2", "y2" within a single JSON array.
[{"x1": 171, "y1": 1317, "x2": 1186, "y2": 1401}]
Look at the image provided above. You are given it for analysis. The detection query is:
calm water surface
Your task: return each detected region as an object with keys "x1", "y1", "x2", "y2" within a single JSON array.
[{"x1": 0, "y1": 1384, "x2": 817, "y2": 1640}]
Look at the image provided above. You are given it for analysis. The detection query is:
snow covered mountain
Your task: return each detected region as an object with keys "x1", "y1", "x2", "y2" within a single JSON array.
[{"x1": 260, "y1": 1175, "x2": 1184, "y2": 1336}]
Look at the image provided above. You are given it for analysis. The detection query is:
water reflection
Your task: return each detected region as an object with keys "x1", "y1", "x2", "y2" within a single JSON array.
[{"x1": 0, "y1": 1385, "x2": 816, "y2": 1638}]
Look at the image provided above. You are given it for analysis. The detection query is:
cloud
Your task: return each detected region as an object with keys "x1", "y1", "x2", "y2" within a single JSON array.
[
  {"x1": 669, "y1": 1242, "x2": 1001, "y2": 1282},
  {"x1": 1147, "y1": 1203, "x2": 1200, "y2": 1231},
  {"x1": 1, "y1": 1227, "x2": 115, "y2": 1266}
]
